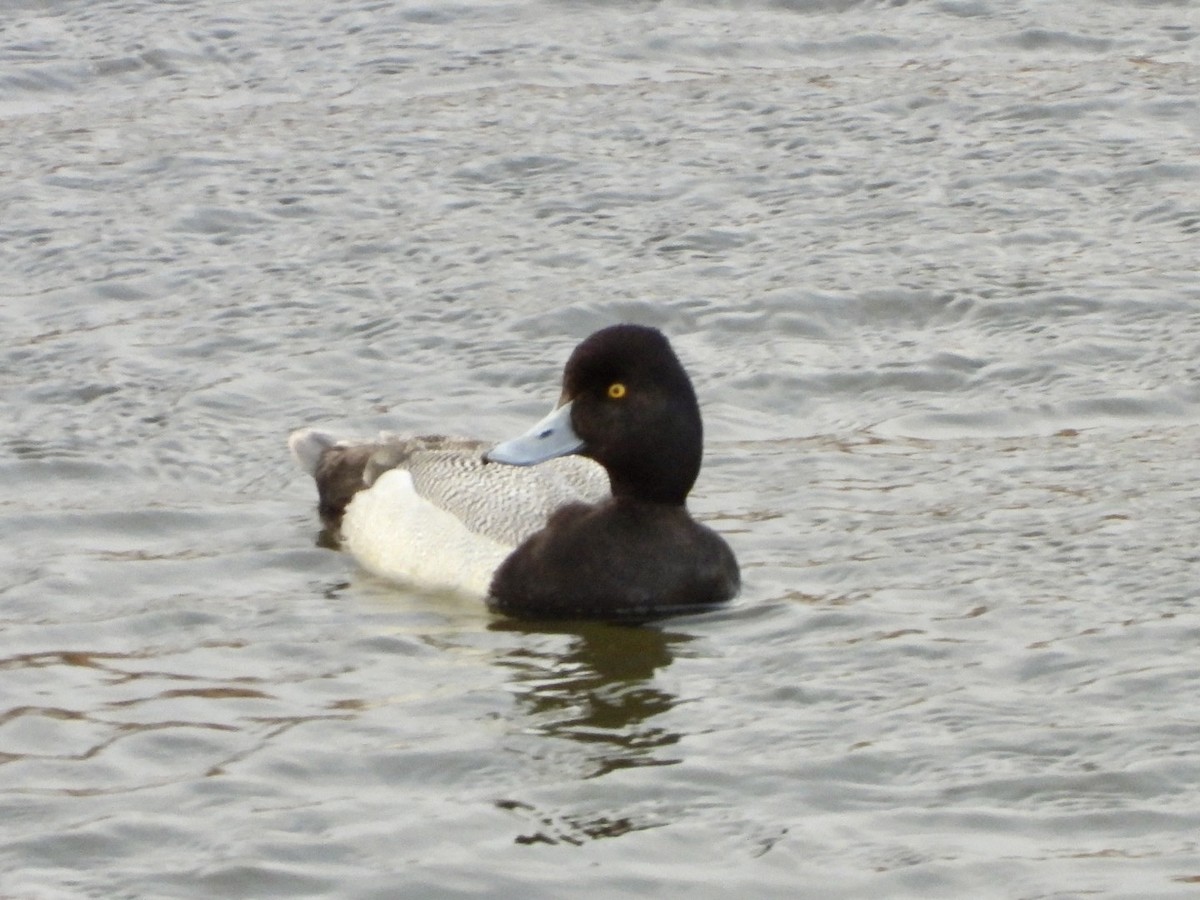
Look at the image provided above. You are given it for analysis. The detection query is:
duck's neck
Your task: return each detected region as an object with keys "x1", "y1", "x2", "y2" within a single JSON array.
[{"x1": 607, "y1": 414, "x2": 702, "y2": 507}]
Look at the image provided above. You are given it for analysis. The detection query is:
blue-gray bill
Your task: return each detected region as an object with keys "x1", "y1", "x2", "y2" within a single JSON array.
[{"x1": 485, "y1": 401, "x2": 584, "y2": 466}]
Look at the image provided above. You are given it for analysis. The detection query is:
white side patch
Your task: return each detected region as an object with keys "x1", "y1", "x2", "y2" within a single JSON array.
[{"x1": 341, "y1": 468, "x2": 513, "y2": 598}]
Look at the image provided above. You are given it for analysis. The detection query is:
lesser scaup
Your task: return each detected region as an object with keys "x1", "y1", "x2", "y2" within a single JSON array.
[
  {"x1": 483, "y1": 324, "x2": 739, "y2": 619},
  {"x1": 289, "y1": 324, "x2": 739, "y2": 619}
]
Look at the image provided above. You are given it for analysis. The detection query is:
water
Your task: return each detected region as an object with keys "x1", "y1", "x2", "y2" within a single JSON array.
[{"x1": 2, "y1": 0, "x2": 1199, "y2": 896}]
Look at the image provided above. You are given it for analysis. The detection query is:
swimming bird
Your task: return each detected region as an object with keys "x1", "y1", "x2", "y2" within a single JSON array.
[{"x1": 289, "y1": 324, "x2": 739, "y2": 620}]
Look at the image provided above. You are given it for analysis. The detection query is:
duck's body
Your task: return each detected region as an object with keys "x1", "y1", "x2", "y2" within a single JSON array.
[
  {"x1": 290, "y1": 324, "x2": 740, "y2": 620},
  {"x1": 288, "y1": 430, "x2": 608, "y2": 596}
]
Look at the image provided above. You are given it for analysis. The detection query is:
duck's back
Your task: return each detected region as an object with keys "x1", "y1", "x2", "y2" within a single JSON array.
[
  {"x1": 352, "y1": 441, "x2": 604, "y2": 528},
  {"x1": 291, "y1": 430, "x2": 608, "y2": 596}
]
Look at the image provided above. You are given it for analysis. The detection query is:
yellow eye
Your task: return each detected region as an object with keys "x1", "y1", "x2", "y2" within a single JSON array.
[{"x1": 607, "y1": 382, "x2": 627, "y2": 400}]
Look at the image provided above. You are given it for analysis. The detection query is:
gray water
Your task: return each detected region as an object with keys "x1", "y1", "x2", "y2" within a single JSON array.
[{"x1": 3, "y1": 0, "x2": 1199, "y2": 897}]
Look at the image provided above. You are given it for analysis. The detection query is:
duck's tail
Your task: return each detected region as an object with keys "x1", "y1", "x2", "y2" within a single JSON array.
[{"x1": 288, "y1": 428, "x2": 339, "y2": 477}]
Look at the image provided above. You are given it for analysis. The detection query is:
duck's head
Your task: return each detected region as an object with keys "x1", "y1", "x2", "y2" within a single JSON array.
[{"x1": 486, "y1": 324, "x2": 703, "y2": 506}]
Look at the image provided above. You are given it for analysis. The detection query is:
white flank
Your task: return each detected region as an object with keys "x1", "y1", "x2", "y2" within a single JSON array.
[{"x1": 340, "y1": 468, "x2": 513, "y2": 597}]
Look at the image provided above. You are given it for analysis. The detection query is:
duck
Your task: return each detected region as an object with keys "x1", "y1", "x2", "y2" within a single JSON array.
[{"x1": 289, "y1": 324, "x2": 739, "y2": 620}]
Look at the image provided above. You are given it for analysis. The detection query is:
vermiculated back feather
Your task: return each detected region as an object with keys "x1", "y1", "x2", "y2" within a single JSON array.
[
  {"x1": 292, "y1": 430, "x2": 608, "y2": 548},
  {"x1": 405, "y1": 449, "x2": 607, "y2": 548}
]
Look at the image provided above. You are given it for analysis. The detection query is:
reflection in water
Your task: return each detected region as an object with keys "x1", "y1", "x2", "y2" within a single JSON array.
[
  {"x1": 489, "y1": 621, "x2": 694, "y2": 846},
  {"x1": 494, "y1": 797, "x2": 662, "y2": 847},
  {"x1": 491, "y1": 620, "x2": 692, "y2": 780}
]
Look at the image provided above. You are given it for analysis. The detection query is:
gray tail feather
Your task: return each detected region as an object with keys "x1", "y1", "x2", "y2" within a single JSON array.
[{"x1": 288, "y1": 428, "x2": 338, "y2": 476}]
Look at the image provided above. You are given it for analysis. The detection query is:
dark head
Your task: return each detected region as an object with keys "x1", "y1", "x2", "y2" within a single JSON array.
[
  {"x1": 486, "y1": 324, "x2": 704, "y2": 506},
  {"x1": 561, "y1": 325, "x2": 701, "y2": 504}
]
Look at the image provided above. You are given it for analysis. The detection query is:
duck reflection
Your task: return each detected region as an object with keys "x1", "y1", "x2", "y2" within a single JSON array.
[{"x1": 489, "y1": 620, "x2": 693, "y2": 780}]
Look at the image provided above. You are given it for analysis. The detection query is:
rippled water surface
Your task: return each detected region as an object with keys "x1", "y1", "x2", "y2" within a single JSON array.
[{"x1": 3, "y1": 0, "x2": 1199, "y2": 897}]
